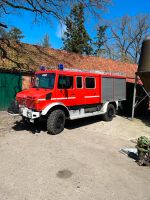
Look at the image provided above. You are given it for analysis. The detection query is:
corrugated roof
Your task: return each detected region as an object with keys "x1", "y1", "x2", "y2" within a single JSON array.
[{"x1": 0, "y1": 40, "x2": 137, "y2": 82}]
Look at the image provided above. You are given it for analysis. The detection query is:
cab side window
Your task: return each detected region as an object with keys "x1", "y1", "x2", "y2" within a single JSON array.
[
  {"x1": 85, "y1": 77, "x2": 95, "y2": 88},
  {"x1": 76, "y1": 76, "x2": 82, "y2": 88},
  {"x1": 58, "y1": 75, "x2": 73, "y2": 89}
]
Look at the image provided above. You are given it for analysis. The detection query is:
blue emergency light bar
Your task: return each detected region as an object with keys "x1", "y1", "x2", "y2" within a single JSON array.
[
  {"x1": 39, "y1": 66, "x2": 46, "y2": 71},
  {"x1": 58, "y1": 64, "x2": 64, "y2": 70}
]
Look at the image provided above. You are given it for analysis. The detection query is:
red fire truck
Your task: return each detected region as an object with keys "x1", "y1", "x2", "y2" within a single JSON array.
[{"x1": 16, "y1": 67, "x2": 126, "y2": 134}]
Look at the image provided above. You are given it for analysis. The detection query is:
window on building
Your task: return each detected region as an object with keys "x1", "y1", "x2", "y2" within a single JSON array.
[
  {"x1": 85, "y1": 77, "x2": 95, "y2": 88},
  {"x1": 76, "y1": 76, "x2": 82, "y2": 88},
  {"x1": 58, "y1": 75, "x2": 73, "y2": 89}
]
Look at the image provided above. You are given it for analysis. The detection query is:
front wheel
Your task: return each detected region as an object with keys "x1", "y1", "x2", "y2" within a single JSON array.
[
  {"x1": 47, "y1": 109, "x2": 65, "y2": 135},
  {"x1": 102, "y1": 104, "x2": 116, "y2": 122}
]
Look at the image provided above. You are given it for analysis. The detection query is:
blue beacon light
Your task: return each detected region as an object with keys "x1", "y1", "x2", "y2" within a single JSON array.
[
  {"x1": 58, "y1": 64, "x2": 64, "y2": 70},
  {"x1": 39, "y1": 66, "x2": 46, "y2": 71}
]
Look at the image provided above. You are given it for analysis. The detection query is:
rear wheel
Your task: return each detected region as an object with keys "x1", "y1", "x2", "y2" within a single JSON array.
[
  {"x1": 102, "y1": 104, "x2": 116, "y2": 121},
  {"x1": 47, "y1": 109, "x2": 65, "y2": 135}
]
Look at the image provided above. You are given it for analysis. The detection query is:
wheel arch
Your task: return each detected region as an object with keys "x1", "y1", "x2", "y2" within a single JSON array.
[
  {"x1": 101, "y1": 101, "x2": 118, "y2": 113},
  {"x1": 108, "y1": 101, "x2": 118, "y2": 110},
  {"x1": 41, "y1": 102, "x2": 70, "y2": 118}
]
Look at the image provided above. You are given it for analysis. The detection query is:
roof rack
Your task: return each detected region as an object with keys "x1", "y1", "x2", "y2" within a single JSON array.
[
  {"x1": 46, "y1": 66, "x2": 126, "y2": 76},
  {"x1": 63, "y1": 67, "x2": 126, "y2": 76}
]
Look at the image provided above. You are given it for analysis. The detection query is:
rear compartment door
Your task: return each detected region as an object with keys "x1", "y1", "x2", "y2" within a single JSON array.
[
  {"x1": 114, "y1": 78, "x2": 126, "y2": 100},
  {"x1": 102, "y1": 77, "x2": 114, "y2": 102},
  {"x1": 102, "y1": 77, "x2": 126, "y2": 102}
]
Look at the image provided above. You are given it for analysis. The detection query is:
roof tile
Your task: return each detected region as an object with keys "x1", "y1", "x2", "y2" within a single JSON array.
[{"x1": 0, "y1": 40, "x2": 137, "y2": 82}]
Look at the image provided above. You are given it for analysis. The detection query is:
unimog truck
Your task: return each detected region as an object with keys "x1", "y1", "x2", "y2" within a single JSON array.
[{"x1": 16, "y1": 67, "x2": 126, "y2": 134}]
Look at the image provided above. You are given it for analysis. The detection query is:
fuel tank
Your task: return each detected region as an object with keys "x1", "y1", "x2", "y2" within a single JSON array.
[{"x1": 137, "y1": 36, "x2": 150, "y2": 93}]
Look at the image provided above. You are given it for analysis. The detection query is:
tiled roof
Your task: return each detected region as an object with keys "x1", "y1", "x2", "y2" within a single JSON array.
[{"x1": 0, "y1": 40, "x2": 137, "y2": 82}]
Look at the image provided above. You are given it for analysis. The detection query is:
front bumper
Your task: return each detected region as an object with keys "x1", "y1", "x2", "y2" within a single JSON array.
[{"x1": 19, "y1": 106, "x2": 40, "y2": 120}]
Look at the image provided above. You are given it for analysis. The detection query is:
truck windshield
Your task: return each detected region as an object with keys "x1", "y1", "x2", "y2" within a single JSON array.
[{"x1": 34, "y1": 73, "x2": 55, "y2": 89}]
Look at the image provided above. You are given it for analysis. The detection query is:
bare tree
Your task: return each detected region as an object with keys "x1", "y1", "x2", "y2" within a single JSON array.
[
  {"x1": 129, "y1": 15, "x2": 150, "y2": 63},
  {"x1": 41, "y1": 34, "x2": 51, "y2": 48},
  {"x1": 0, "y1": 23, "x2": 7, "y2": 28},
  {"x1": 106, "y1": 15, "x2": 150, "y2": 63},
  {"x1": 0, "y1": 0, "x2": 110, "y2": 68},
  {"x1": 0, "y1": 0, "x2": 110, "y2": 27}
]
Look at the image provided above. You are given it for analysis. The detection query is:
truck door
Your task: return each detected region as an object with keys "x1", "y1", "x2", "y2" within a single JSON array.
[
  {"x1": 56, "y1": 75, "x2": 76, "y2": 106},
  {"x1": 75, "y1": 76, "x2": 85, "y2": 106},
  {"x1": 84, "y1": 76, "x2": 100, "y2": 105}
]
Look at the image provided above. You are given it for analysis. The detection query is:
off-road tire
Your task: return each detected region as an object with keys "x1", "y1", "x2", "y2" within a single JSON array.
[
  {"x1": 47, "y1": 109, "x2": 65, "y2": 135},
  {"x1": 102, "y1": 104, "x2": 115, "y2": 122}
]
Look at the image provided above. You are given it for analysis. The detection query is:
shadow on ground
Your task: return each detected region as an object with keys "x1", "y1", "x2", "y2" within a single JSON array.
[
  {"x1": 118, "y1": 110, "x2": 150, "y2": 128},
  {"x1": 12, "y1": 116, "x2": 104, "y2": 134},
  {"x1": 65, "y1": 115, "x2": 104, "y2": 130},
  {"x1": 11, "y1": 113, "x2": 150, "y2": 135},
  {"x1": 135, "y1": 115, "x2": 150, "y2": 127},
  {"x1": 12, "y1": 119, "x2": 47, "y2": 134}
]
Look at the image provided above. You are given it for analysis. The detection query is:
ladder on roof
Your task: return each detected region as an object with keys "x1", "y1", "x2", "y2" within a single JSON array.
[
  {"x1": 47, "y1": 66, "x2": 126, "y2": 76},
  {"x1": 63, "y1": 67, "x2": 126, "y2": 76}
]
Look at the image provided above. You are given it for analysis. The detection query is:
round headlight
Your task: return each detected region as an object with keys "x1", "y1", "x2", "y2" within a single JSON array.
[{"x1": 27, "y1": 111, "x2": 32, "y2": 118}]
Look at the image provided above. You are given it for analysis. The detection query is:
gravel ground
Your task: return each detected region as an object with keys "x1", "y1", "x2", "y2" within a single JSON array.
[{"x1": 0, "y1": 111, "x2": 150, "y2": 200}]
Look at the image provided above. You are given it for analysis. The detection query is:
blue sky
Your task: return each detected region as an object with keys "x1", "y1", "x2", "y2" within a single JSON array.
[{"x1": 3, "y1": 0, "x2": 150, "y2": 49}]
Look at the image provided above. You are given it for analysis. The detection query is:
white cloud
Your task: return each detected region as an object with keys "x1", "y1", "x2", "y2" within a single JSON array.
[{"x1": 56, "y1": 23, "x2": 66, "y2": 38}]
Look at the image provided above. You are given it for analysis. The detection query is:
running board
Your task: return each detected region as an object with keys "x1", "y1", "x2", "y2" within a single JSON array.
[{"x1": 69, "y1": 108, "x2": 105, "y2": 120}]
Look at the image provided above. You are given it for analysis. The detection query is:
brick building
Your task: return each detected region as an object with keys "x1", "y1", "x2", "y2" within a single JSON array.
[{"x1": 1, "y1": 39, "x2": 143, "y2": 114}]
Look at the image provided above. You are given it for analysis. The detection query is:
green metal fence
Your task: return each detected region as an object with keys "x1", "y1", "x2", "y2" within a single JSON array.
[{"x1": 0, "y1": 73, "x2": 22, "y2": 110}]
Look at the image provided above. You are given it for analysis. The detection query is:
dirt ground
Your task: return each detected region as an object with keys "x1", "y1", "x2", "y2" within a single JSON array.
[{"x1": 0, "y1": 111, "x2": 150, "y2": 200}]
